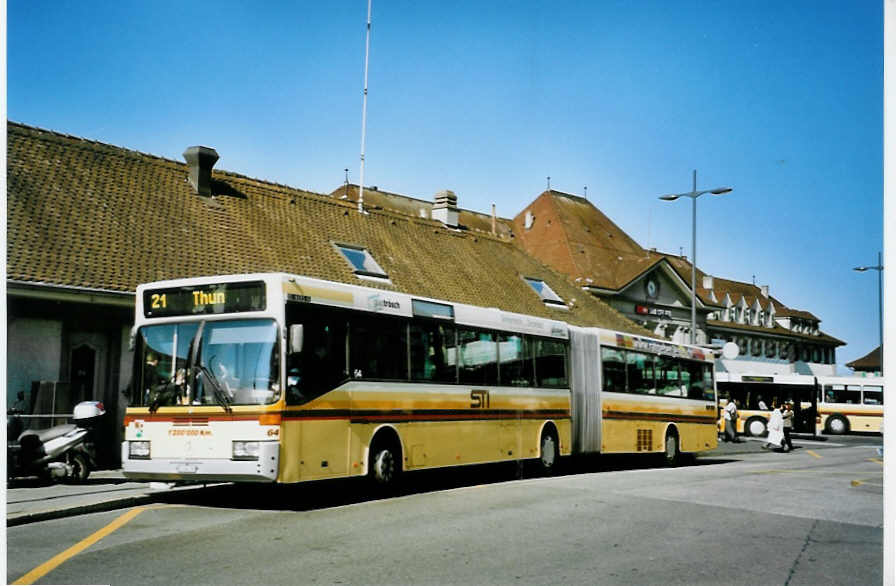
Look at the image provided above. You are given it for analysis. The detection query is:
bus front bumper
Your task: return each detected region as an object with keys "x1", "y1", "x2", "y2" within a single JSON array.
[{"x1": 121, "y1": 441, "x2": 279, "y2": 483}]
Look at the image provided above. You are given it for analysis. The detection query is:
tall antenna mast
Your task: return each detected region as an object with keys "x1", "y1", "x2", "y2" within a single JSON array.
[{"x1": 358, "y1": 0, "x2": 372, "y2": 213}]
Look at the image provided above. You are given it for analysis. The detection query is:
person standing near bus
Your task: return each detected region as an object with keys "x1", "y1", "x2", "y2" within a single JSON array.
[
  {"x1": 781, "y1": 401, "x2": 794, "y2": 452},
  {"x1": 723, "y1": 396, "x2": 739, "y2": 442},
  {"x1": 764, "y1": 401, "x2": 784, "y2": 450}
]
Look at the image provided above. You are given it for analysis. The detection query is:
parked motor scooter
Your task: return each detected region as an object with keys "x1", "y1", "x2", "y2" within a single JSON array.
[{"x1": 7, "y1": 401, "x2": 105, "y2": 484}]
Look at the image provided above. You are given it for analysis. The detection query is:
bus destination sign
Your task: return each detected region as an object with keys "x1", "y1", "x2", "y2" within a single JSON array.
[{"x1": 143, "y1": 281, "x2": 267, "y2": 317}]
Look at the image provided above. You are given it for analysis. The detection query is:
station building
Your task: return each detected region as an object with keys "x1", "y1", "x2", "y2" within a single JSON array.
[{"x1": 509, "y1": 190, "x2": 844, "y2": 377}]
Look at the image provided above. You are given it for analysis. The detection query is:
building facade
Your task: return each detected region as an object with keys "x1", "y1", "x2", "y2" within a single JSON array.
[{"x1": 510, "y1": 190, "x2": 844, "y2": 377}]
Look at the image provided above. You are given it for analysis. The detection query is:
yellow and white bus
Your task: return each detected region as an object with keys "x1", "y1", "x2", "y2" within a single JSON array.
[
  {"x1": 716, "y1": 372, "x2": 884, "y2": 437},
  {"x1": 122, "y1": 273, "x2": 717, "y2": 485},
  {"x1": 816, "y1": 375, "x2": 885, "y2": 435}
]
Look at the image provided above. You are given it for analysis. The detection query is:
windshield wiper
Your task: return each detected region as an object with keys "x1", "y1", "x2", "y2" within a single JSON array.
[{"x1": 194, "y1": 364, "x2": 232, "y2": 413}]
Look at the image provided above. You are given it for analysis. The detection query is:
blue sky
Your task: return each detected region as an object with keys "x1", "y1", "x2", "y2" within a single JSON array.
[{"x1": 8, "y1": 1, "x2": 883, "y2": 371}]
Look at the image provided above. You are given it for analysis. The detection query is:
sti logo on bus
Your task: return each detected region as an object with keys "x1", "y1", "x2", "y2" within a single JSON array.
[{"x1": 470, "y1": 390, "x2": 490, "y2": 408}]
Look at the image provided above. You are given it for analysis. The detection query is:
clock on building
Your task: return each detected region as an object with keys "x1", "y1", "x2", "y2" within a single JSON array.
[{"x1": 645, "y1": 277, "x2": 659, "y2": 299}]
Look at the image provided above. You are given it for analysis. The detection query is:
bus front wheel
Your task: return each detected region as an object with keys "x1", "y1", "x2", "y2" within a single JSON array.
[{"x1": 825, "y1": 415, "x2": 849, "y2": 435}]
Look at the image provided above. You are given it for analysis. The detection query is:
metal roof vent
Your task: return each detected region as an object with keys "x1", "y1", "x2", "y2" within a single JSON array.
[{"x1": 183, "y1": 146, "x2": 219, "y2": 196}]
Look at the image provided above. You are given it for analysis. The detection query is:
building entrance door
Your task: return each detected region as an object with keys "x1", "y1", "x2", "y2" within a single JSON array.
[{"x1": 70, "y1": 344, "x2": 96, "y2": 405}]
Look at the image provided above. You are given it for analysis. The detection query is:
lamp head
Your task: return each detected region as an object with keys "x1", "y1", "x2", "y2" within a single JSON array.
[
  {"x1": 853, "y1": 266, "x2": 869, "y2": 272},
  {"x1": 659, "y1": 194, "x2": 680, "y2": 201},
  {"x1": 710, "y1": 187, "x2": 733, "y2": 195}
]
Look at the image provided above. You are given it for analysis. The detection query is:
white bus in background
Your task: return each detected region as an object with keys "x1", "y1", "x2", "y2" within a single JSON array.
[
  {"x1": 716, "y1": 372, "x2": 884, "y2": 436},
  {"x1": 816, "y1": 375, "x2": 884, "y2": 434}
]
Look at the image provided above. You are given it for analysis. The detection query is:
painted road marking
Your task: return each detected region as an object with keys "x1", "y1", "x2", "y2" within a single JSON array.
[
  {"x1": 743, "y1": 437, "x2": 843, "y2": 447},
  {"x1": 806, "y1": 450, "x2": 822, "y2": 459},
  {"x1": 867, "y1": 458, "x2": 884, "y2": 465},
  {"x1": 12, "y1": 505, "x2": 172, "y2": 585}
]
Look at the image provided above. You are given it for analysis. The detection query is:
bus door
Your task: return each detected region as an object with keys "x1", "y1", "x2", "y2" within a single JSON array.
[{"x1": 780, "y1": 383, "x2": 817, "y2": 435}]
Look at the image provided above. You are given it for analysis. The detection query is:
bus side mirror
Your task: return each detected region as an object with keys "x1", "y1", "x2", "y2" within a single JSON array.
[{"x1": 289, "y1": 324, "x2": 304, "y2": 354}]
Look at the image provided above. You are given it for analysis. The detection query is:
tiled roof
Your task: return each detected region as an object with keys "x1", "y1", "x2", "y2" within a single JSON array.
[
  {"x1": 329, "y1": 184, "x2": 515, "y2": 238},
  {"x1": 706, "y1": 320, "x2": 844, "y2": 346},
  {"x1": 511, "y1": 190, "x2": 663, "y2": 289},
  {"x1": 846, "y1": 346, "x2": 881, "y2": 370},
  {"x1": 503, "y1": 190, "x2": 837, "y2": 343},
  {"x1": 650, "y1": 252, "x2": 822, "y2": 321},
  {"x1": 7, "y1": 122, "x2": 649, "y2": 335}
]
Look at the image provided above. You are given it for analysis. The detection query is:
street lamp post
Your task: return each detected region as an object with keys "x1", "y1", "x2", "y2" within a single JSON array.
[
  {"x1": 659, "y1": 170, "x2": 732, "y2": 345},
  {"x1": 853, "y1": 251, "x2": 884, "y2": 375}
]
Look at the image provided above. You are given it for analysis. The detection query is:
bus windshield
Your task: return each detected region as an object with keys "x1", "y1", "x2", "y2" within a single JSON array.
[{"x1": 134, "y1": 318, "x2": 280, "y2": 408}]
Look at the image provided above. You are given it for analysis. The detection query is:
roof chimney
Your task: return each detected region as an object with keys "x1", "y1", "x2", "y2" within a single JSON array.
[
  {"x1": 702, "y1": 275, "x2": 714, "y2": 290},
  {"x1": 761, "y1": 285, "x2": 769, "y2": 298},
  {"x1": 432, "y1": 190, "x2": 459, "y2": 227},
  {"x1": 183, "y1": 146, "x2": 219, "y2": 196}
]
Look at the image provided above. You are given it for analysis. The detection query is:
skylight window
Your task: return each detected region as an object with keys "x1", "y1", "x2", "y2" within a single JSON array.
[
  {"x1": 336, "y1": 244, "x2": 387, "y2": 279},
  {"x1": 523, "y1": 277, "x2": 566, "y2": 307}
]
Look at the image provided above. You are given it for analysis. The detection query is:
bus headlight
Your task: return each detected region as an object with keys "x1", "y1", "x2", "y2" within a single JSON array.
[
  {"x1": 129, "y1": 441, "x2": 151, "y2": 459},
  {"x1": 232, "y1": 441, "x2": 260, "y2": 460}
]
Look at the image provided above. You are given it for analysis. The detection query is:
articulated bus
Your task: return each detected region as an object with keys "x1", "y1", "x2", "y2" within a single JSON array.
[
  {"x1": 122, "y1": 273, "x2": 717, "y2": 486},
  {"x1": 717, "y1": 372, "x2": 885, "y2": 437}
]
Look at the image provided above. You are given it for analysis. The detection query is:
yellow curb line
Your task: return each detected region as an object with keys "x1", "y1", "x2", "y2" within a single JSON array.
[{"x1": 12, "y1": 505, "x2": 171, "y2": 585}]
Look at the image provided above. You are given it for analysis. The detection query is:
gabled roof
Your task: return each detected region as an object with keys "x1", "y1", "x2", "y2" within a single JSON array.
[
  {"x1": 511, "y1": 190, "x2": 664, "y2": 290},
  {"x1": 7, "y1": 122, "x2": 649, "y2": 335}
]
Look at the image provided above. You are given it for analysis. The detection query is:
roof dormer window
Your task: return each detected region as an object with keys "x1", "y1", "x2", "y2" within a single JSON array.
[
  {"x1": 335, "y1": 244, "x2": 389, "y2": 281},
  {"x1": 523, "y1": 277, "x2": 566, "y2": 308}
]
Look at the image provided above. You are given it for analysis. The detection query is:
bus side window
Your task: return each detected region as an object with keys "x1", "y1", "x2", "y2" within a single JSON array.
[
  {"x1": 656, "y1": 355, "x2": 681, "y2": 396},
  {"x1": 626, "y1": 351, "x2": 655, "y2": 394},
  {"x1": 534, "y1": 338, "x2": 568, "y2": 389},
  {"x1": 410, "y1": 321, "x2": 457, "y2": 383},
  {"x1": 601, "y1": 347, "x2": 626, "y2": 393},
  {"x1": 863, "y1": 385, "x2": 883, "y2": 405}
]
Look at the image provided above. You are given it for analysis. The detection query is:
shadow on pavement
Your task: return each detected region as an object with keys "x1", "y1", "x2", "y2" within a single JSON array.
[{"x1": 155, "y1": 453, "x2": 733, "y2": 514}]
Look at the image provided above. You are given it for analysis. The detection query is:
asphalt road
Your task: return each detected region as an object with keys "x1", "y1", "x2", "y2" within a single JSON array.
[{"x1": 7, "y1": 434, "x2": 883, "y2": 585}]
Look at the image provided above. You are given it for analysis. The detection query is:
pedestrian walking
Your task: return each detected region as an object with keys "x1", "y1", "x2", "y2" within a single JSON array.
[
  {"x1": 781, "y1": 400, "x2": 794, "y2": 452},
  {"x1": 723, "y1": 396, "x2": 739, "y2": 442},
  {"x1": 764, "y1": 401, "x2": 784, "y2": 450}
]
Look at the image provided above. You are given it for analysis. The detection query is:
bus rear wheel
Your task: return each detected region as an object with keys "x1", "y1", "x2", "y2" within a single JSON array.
[
  {"x1": 369, "y1": 436, "x2": 402, "y2": 490},
  {"x1": 538, "y1": 428, "x2": 559, "y2": 475},
  {"x1": 825, "y1": 415, "x2": 849, "y2": 435},
  {"x1": 745, "y1": 417, "x2": 768, "y2": 437},
  {"x1": 663, "y1": 430, "x2": 680, "y2": 466}
]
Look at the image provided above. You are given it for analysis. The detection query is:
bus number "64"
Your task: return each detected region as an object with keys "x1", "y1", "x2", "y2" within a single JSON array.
[{"x1": 470, "y1": 390, "x2": 490, "y2": 409}]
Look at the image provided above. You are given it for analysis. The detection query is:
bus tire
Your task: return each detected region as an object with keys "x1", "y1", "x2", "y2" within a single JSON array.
[
  {"x1": 745, "y1": 416, "x2": 768, "y2": 437},
  {"x1": 825, "y1": 415, "x2": 849, "y2": 435},
  {"x1": 538, "y1": 426, "x2": 559, "y2": 475},
  {"x1": 663, "y1": 429, "x2": 680, "y2": 467},
  {"x1": 369, "y1": 433, "x2": 402, "y2": 490}
]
